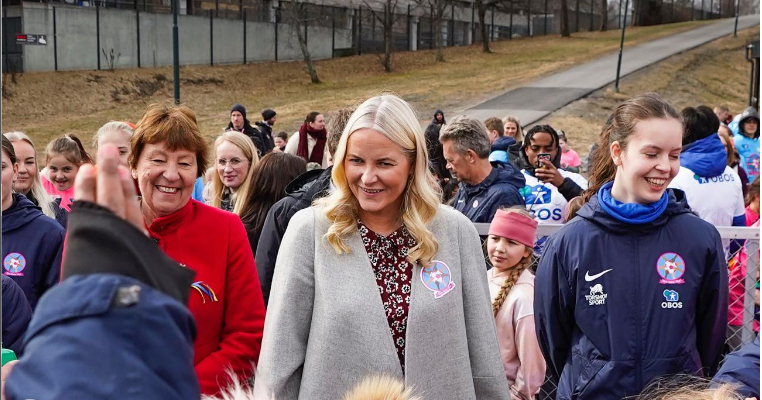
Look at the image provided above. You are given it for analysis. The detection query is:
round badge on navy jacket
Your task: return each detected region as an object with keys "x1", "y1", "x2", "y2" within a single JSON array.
[
  {"x1": 656, "y1": 252, "x2": 686, "y2": 284},
  {"x1": 3, "y1": 253, "x2": 27, "y2": 277}
]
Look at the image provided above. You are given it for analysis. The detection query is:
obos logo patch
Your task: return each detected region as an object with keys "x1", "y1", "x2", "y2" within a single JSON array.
[
  {"x1": 521, "y1": 185, "x2": 552, "y2": 205},
  {"x1": 3, "y1": 253, "x2": 26, "y2": 276},
  {"x1": 662, "y1": 289, "x2": 683, "y2": 309}
]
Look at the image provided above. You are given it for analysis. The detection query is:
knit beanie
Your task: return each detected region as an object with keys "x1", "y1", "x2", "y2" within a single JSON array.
[{"x1": 231, "y1": 104, "x2": 247, "y2": 120}]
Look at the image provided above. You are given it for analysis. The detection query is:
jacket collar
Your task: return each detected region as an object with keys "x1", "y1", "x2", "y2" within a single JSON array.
[{"x1": 145, "y1": 199, "x2": 194, "y2": 237}]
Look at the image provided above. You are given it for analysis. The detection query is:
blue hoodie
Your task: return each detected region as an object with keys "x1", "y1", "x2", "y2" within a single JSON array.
[
  {"x1": 712, "y1": 334, "x2": 760, "y2": 399},
  {"x1": 1, "y1": 275, "x2": 31, "y2": 355},
  {"x1": 680, "y1": 134, "x2": 728, "y2": 178},
  {"x1": 2, "y1": 194, "x2": 65, "y2": 309},
  {"x1": 452, "y1": 161, "x2": 525, "y2": 223},
  {"x1": 535, "y1": 188, "x2": 728, "y2": 400},
  {"x1": 489, "y1": 136, "x2": 521, "y2": 168},
  {"x1": 5, "y1": 275, "x2": 199, "y2": 400}
]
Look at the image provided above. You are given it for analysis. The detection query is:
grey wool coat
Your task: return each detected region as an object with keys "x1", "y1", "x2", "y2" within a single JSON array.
[{"x1": 254, "y1": 205, "x2": 510, "y2": 400}]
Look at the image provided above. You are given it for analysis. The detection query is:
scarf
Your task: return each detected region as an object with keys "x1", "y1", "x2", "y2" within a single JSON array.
[
  {"x1": 296, "y1": 123, "x2": 327, "y2": 165},
  {"x1": 597, "y1": 181, "x2": 668, "y2": 224}
]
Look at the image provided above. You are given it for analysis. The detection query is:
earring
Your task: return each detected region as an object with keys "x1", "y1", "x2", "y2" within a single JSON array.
[{"x1": 131, "y1": 170, "x2": 138, "y2": 179}]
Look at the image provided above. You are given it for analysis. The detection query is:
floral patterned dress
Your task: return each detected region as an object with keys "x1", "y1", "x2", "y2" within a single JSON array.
[{"x1": 358, "y1": 221, "x2": 417, "y2": 372}]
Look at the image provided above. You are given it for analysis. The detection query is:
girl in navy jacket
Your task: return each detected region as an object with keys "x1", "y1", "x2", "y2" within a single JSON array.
[
  {"x1": 2, "y1": 136, "x2": 65, "y2": 310},
  {"x1": 534, "y1": 93, "x2": 728, "y2": 400}
]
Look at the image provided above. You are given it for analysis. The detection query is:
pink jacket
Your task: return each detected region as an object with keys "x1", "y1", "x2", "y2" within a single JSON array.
[
  {"x1": 728, "y1": 215, "x2": 760, "y2": 329},
  {"x1": 560, "y1": 149, "x2": 581, "y2": 168},
  {"x1": 488, "y1": 268, "x2": 546, "y2": 400}
]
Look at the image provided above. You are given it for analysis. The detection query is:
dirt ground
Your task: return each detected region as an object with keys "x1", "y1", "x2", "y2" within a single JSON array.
[
  {"x1": 535, "y1": 25, "x2": 760, "y2": 170},
  {"x1": 1, "y1": 19, "x2": 717, "y2": 158}
]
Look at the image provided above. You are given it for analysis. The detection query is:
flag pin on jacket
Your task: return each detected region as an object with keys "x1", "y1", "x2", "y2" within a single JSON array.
[{"x1": 421, "y1": 260, "x2": 455, "y2": 299}]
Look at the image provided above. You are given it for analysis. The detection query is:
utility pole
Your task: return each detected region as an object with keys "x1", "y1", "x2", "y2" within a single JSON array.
[
  {"x1": 615, "y1": 0, "x2": 629, "y2": 92},
  {"x1": 172, "y1": 0, "x2": 180, "y2": 104}
]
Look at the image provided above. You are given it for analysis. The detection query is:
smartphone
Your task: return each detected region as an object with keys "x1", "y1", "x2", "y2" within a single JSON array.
[{"x1": 537, "y1": 153, "x2": 552, "y2": 168}]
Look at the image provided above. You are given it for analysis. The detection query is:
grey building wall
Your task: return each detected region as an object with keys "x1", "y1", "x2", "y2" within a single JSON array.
[{"x1": 15, "y1": 1, "x2": 354, "y2": 72}]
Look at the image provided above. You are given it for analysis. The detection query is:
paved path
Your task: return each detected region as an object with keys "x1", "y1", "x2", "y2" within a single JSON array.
[{"x1": 463, "y1": 15, "x2": 760, "y2": 124}]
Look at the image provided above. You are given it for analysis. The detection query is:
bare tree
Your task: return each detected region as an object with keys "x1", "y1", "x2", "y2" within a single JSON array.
[
  {"x1": 414, "y1": 0, "x2": 454, "y2": 61},
  {"x1": 561, "y1": 0, "x2": 571, "y2": 36},
  {"x1": 363, "y1": 0, "x2": 405, "y2": 72},
  {"x1": 288, "y1": 0, "x2": 321, "y2": 84},
  {"x1": 600, "y1": 0, "x2": 608, "y2": 30},
  {"x1": 475, "y1": 0, "x2": 495, "y2": 52}
]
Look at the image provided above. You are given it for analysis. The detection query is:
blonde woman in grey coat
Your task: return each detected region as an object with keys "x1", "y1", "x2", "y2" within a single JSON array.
[{"x1": 254, "y1": 94, "x2": 509, "y2": 400}]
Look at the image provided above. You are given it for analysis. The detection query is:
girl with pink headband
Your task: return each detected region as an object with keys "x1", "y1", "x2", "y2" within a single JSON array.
[{"x1": 486, "y1": 206, "x2": 546, "y2": 399}]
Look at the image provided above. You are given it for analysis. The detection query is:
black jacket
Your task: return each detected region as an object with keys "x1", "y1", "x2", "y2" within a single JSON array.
[
  {"x1": 228, "y1": 120, "x2": 266, "y2": 156},
  {"x1": 255, "y1": 167, "x2": 332, "y2": 306},
  {"x1": 254, "y1": 121, "x2": 275, "y2": 154}
]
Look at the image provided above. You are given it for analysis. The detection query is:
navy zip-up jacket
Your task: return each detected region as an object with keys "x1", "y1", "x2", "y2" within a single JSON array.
[
  {"x1": 2, "y1": 194, "x2": 65, "y2": 309},
  {"x1": 535, "y1": 189, "x2": 728, "y2": 400},
  {"x1": 1, "y1": 274, "x2": 32, "y2": 355},
  {"x1": 452, "y1": 161, "x2": 525, "y2": 223}
]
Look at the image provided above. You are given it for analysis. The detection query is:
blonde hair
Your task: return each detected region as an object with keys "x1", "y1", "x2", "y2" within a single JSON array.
[
  {"x1": 343, "y1": 376, "x2": 422, "y2": 400},
  {"x1": 318, "y1": 94, "x2": 441, "y2": 267},
  {"x1": 490, "y1": 206, "x2": 536, "y2": 317},
  {"x1": 93, "y1": 121, "x2": 134, "y2": 149},
  {"x1": 4, "y1": 131, "x2": 57, "y2": 220},
  {"x1": 502, "y1": 116, "x2": 524, "y2": 142},
  {"x1": 637, "y1": 376, "x2": 744, "y2": 400},
  {"x1": 210, "y1": 130, "x2": 260, "y2": 216}
]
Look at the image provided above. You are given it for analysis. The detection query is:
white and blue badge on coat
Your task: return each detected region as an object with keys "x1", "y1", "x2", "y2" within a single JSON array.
[{"x1": 420, "y1": 260, "x2": 455, "y2": 299}]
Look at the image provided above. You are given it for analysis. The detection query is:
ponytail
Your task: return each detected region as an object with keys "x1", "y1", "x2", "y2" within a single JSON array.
[
  {"x1": 46, "y1": 134, "x2": 94, "y2": 165},
  {"x1": 581, "y1": 93, "x2": 682, "y2": 205}
]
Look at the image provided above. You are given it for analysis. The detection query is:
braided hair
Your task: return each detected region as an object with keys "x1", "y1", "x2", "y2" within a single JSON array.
[
  {"x1": 492, "y1": 253, "x2": 535, "y2": 317},
  {"x1": 489, "y1": 206, "x2": 537, "y2": 317}
]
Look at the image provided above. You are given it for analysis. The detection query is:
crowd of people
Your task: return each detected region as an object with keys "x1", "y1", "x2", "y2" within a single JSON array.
[{"x1": 0, "y1": 93, "x2": 760, "y2": 400}]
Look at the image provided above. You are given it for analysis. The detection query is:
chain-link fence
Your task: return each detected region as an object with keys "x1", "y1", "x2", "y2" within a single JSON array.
[
  {"x1": 473, "y1": 223, "x2": 759, "y2": 400},
  {"x1": 4, "y1": 0, "x2": 757, "y2": 73}
]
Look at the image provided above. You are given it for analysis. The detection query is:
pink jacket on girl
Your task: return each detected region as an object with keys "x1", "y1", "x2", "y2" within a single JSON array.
[{"x1": 488, "y1": 268, "x2": 546, "y2": 400}]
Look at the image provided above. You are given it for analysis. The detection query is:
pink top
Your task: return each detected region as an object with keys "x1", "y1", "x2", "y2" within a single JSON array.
[
  {"x1": 560, "y1": 149, "x2": 581, "y2": 168},
  {"x1": 488, "y1": 268, "x2": 546, "y2": 400},
  {"x1": 745, "y1": 206, "x2": 759, "y2": 226},
  {"x1": 728, "y1": 215, "x2": 760, "y2": 329},
  {"x1": 41, "y1": 173, "x2": 74, "y2": 211}
]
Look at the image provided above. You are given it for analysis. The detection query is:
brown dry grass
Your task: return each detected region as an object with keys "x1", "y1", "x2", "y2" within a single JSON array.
[
  {"x1": 2, "y1": 19, "x2": 716, "y2": 157},
  {"x1": 536, "y1": 25, "x2": 760, "y2": 170}
]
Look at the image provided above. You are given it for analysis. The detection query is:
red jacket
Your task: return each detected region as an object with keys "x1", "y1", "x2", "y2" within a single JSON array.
[{"x1": 146, "y1": 200, "x2": 265, "y2": 395}]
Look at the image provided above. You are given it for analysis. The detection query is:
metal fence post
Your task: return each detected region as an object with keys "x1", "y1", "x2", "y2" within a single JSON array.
[
  {"x1": 509, "y1": 0, "x2": 513, "y2": 39},
  {"x1": 407, "y1": 4, "x2": 411, "y2": 50},
  {"x1": 136, "y1": 9, "x2": 141, "y2": 68},
  {"x1": 243, "y1": 8, "x2": 246, "y2": 64},
  {"x1": 331, "y1": 7, "x2": 336, "y2": 57},
  {"x1": 701, "y1": 0, "x2": 705, "y2": 19},
  {"x1": 358, "y1": 6, "x2": 362, "y2": 55},
  {"x1": 450, "y1": 3, "x2": 455, "y2": 46},
  {"x1": 589, "y1": 0, "x2": 594, "y2": 32},
  {"x1": 528, "y1": 3, "x2": 532, "y2": 37},
  {"x1": 577, "y1": 0, "x2": 582, "y2": 31},
  {"x1": 210, "y1": 10, "x2": 214, "y2": 66},
  {"x1": 742, "y1": 239, "x2": 759, "y2": 344},
  {"x1": 491, "y1": 5, "x2": 495, "y2": 40},
  {"x1": 430, "y1": 5, "x2": 434, "y2": 49},
  {"x1": 274, "y1": 5, "x2": 279, "y2": 61},
  {"x1": 543, "y1": 0, "x2": 548, "y2": 35},
  {"x1": 470, "y1": 2, "x2": 475, "y2": 45},
  {"x1": 53, "y1": 6, "x2": 58, "y2": 71},
  {"x1": 96, "y1": 3, "x2": 101, "y2": 70}
]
